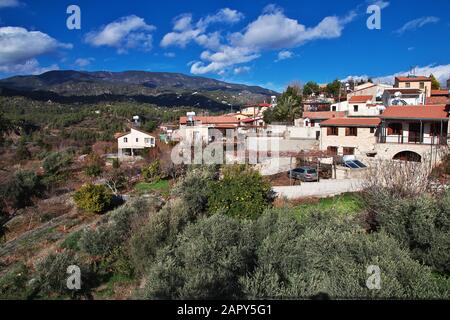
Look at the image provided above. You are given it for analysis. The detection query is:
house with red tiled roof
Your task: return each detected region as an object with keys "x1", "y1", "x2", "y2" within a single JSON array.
[
  {"x1": 319, "y1": 117, "x2": 381, "y2": 157},
  {"x1": 318, "y1": 103, "x2": 449, "y2": 162},
  {"x1": 394, "y1": 75, "x2": 432, "y2": 97},
  {"x1": 374, "y1": 105, "x2": 449, "y2": 161}
]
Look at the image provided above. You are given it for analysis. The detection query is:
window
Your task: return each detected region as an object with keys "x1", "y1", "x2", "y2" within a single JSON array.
[
  {"x1": 419, "y1": 82, "x2": 424, "y2": 89},
  {"x1": 387, "y1": 123, "x2": 402, "y2": 135},
  {"x1": 343, "y1": 147, "x2": 355, "y2": 155},
  {"x1": 332, "y1": 106, "x2": 337, "y2": 111},
  {"x1": 430, "y1": 123, "x2": 441, "y2": 136},
  {"x1": 145, "y1": 138, "x2": 152, "y2": 144},
  {"x1": 123, "y1": 137, "x2": 128, "y2": 143},
  {"x1": 327, "y1": 146, "x2": 338, "y2": 155},
  {"x1": 370, "y1": 127, "x2": 375, "y2": 134},
  {"x1": 310, "y1": 120, "x2": 315, "y2": 127},
  {"x1": 405, "y1": 82, "x2": 410, "y2": 88},
  {"x1": 346, "y1": 127, "x2": 357, "y2": 136},
  {"x1": 327, "y1": 127, "x2": 338, "y2": 136},
  {"x1": 136, "y1": 138, "x2": 139, "y2": 142},
  {"x1": 353, "y1": 105, "x2": 359, "y2": 112}
]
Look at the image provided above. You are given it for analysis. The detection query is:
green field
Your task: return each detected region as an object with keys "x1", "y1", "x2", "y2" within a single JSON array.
[
  {"x1": 134, "y1": 180, "x2": 170, "y2": 194},
  {"x1": 293, "y1": 193, "x2": 363, "y2": 220}
]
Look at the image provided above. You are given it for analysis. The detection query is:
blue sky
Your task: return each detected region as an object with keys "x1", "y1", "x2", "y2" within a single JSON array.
[{"x1": 1, "y1": 0, "x2": 449, "y2": 91}]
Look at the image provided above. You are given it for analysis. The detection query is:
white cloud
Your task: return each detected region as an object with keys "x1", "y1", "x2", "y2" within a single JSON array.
[
  {"x1": 164, "y1": 52, "x2": 176, "y2": 58},
  {"x1": 200, "y1": 8, "x2": 244, "y2": 26},
  {"x1": 0, "y1": 58, "x2": 59, "y2": 75},
  {"x1": 367, "y1": 0, "x2": 390, "y2": 10},
  {"x1": 345, "y1": 64, "x2": 450, "y2": 86},
  {"x1": 0, "y1": 27, "x2": 71, "y2": 75},
  {"x1": 0, "y1": 0, "x2": 20, "y2": 9},
  {"x1": 190, "y1": 46, "x2": 259, "y2": 74},
  {"x1": 231, "y1": 8, "x2": 353, "y2": 50},
  {"x1": 161, "y1": 8, "x2": 243, "y2": 49},
  {"x1": 394, "y1": 16, "x2": 440, "y2": 35},
  {"x1": 74, "y1": 57, "x2": 95, "y2": 68},
  {"x1": 85, "y1": 15, "x2": 156, "y2": 53},
  {"x1": 188, "y1": 7, "x2": 354, "y2": 75},
  {"x1": 276, "y1": 50, "x2": 294, "y2": 61},
  {"x1": 233, "y1": 66, "x2": 250, "y2": 75}
]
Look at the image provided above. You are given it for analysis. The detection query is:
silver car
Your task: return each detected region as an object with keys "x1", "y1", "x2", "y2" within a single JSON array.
[{"x1": 287, "y1": 166, "x2": 319, "y2": 182}]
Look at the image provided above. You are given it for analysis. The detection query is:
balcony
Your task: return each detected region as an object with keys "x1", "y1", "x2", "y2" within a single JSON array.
[{"x1": 378, "y1": 134, "x2": 448, "y2": 145}]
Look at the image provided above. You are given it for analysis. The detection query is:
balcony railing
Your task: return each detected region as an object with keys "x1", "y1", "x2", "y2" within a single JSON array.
[{"x1": 378, "y1": 134, "x2": 448, "y2": 145}]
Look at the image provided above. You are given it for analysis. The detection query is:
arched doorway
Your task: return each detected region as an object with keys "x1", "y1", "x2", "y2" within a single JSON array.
[{"x1": 393, "y1": 151, "x2": 422, "y2": 162}]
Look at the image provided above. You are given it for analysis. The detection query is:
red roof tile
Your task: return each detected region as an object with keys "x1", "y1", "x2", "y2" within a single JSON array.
[
  {"x1": 426, "y1": 96, "x2": 450, "y2": 105},
  {"x1": 431, "y1": 90, "x2": 449, "y2": 96},
  {"x1": 381, "y1": 105, "x2": 448, "y2": 120},
  {"x1": 348, "y1": 95, "x2": 373, "y2": 103},
  {"x1": 303, "y1": 111, "x2": 345, "y2": 120},
  {"x1": 179, "y1": 116, "x2": 240, "y2": 125},
  {"x1": 395, "y1": 76, "x2": 430, "y2": 82},
  {"x1": 384, "y1": 88, "x2": 422, "y2": 94},
  {"x1": 320, "y1": 117, "x2": 381, "y2": 127}
]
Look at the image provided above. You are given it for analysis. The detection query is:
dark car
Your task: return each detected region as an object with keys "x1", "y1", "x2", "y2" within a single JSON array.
[{"x1": 287, "y1": 166, "x2": 319, "y2": 182}]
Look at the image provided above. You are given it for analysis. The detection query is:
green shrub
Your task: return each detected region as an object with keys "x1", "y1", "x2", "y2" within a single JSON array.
[
  {"x1": 130, "y1": 199, "x2": 195, "y2": 274},
  {"x1": 15, "y1": 139, "x2": 31, "y2": 160},
  {"x1": 367, "y1": 192, "x2": 450, "y2": 274},
  {"x1": 241, "y1": 210, "x2": 446, "y2": 299},
  {"x1": 0, "y1": 170, "x2": 42, "y2": 209},
  {"x1": 73, "y1": 184, "x2": 113, "y2": 214},
  {"x1": 84, "y1": 164, "x2": 102, "y2": 177},
  {"x1": 34, "y1": 251, "x2": 95, "y2": 298},
  {"x1": 43, "y1": 151, "x2": 73, "y2": 176},
  {"x1": 142, "y1": 160, "x2": 161, "y2": 183},
  {"x1": 84, "y1": 153, "x2": 104, "y2": 177},
  {"x1": 140, "y1": 214, "x2": 254, "y2": 299},
  {"x1": 0, "y1": 263, "x2": 35, "y2": 299},
  {"x1": 79, "y1": 198, "x2": 155, "y2": 258},
  {"x1": 171, "y1": 166, "x2": 217, "y2": 214},
  {"x1": 60, "y1": 230, "x2": 83, "y2": 251},
  {"x1": 208, "y1": 165, "x2": 274, "y2": 219}
]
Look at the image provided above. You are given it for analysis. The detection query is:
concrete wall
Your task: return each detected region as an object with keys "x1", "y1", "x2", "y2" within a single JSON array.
[
  {"x1": 374, "y1": 143, "x2": 447, "y2": 163},
  {"x1": 179, "y1": 125, "x2": 210, "y2": 144},
  {"x1": 255, "y1": 157, "x2": 297, "y2": 176},
  {"x1": 273, "y1": 179, "x2": 363, "y2": 199},
  {"x1": 247, "y1": 136, "x2": 318, "y2": 152},
  {"x1": 347, "y1": 102, "x2": 381, "y2": 117}
]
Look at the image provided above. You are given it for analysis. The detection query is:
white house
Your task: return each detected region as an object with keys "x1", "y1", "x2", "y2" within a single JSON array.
[
  {"x1": 382, "y1": 88, "x2": 426, "y2": 106},
  {"x1": 347, "y1": 96, "x2": 384, "y2": 117},
  {"x1": 116, "y1": 128, "x2": 156, "y2": 157}
]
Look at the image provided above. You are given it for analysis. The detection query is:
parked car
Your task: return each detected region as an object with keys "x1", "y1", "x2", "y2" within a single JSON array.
[{"x1": 287, "y1": 166, "x2": 319, "y2": 182}]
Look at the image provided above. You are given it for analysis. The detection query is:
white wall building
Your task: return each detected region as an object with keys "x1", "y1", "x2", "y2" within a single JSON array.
[
  {"x1": 382, "y1": 88, "x2": 426, "y2": 106},
  {"x1": 117, "y1": 128, "x2": 156, "y2": 157}
]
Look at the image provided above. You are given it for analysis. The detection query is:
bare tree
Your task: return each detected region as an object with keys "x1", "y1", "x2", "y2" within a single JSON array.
[{"x1": 362, "y1": 157, "x2": 433, "y2": 198}]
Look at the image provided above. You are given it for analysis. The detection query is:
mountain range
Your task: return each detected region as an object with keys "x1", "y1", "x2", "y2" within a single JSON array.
[{"x1": 0, "y1": 71, "x2": 277, "y2": 110}]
